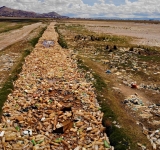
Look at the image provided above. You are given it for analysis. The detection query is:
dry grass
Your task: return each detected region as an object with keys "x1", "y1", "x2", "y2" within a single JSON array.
[{"x1": 0, "y1": 21, "x2": 33, "y2": 33}]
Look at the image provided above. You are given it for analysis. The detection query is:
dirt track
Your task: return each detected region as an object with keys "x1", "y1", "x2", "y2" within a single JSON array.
[{"x1": 0, "y1": 22, "x2": 42, "y2": 51}]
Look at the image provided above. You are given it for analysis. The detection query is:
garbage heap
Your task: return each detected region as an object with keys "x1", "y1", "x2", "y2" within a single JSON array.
[{"x1": 0, "y1": 22, "x2": 113, "y2": 150}]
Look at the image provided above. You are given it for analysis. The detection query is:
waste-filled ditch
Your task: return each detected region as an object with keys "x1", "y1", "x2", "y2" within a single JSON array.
[{"x1": 0, "y1": 22, "x2": 114, "y2": 149}]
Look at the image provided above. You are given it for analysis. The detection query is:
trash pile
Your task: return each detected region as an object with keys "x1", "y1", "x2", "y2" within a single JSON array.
[
  {"x1": 0, "y1": 23, "x2": 113, "y2": 149},
  {"x1": 148, "y1": 129, "x2": 160, "y2": 150},
  {"x1": 123, "y1": 95, "x2": 144, "y2": 106},
  {"x1": 0, "y1": 53, "x2": 19, "y2": 88},
  {"x1": 42, "y1": 40, "x2": 54, "y2": 48},
  {"x1": 101, "y1": 46, "x2": 160, "y2": 93},
  {"x1": 0, "y1": 54, "x2": 18, "y2": 71},
  {"x1": 74, "y1": 34, "x2": 107, "y2": 41},
  {"x1": 124, "y1": 94, "x2": 160, "y2": 149},
  {"x1": 139, "y1": 122, "x2": 160, "y2": 150},
  {"x1": 139, "y1": 83, "x2": 160, "y2": 93},
  {"x1": 149, "y1": 104, "x2": 160, "y2": 118},
  {"x1": 123, "y1": 95, "x2": 160, "y2": 120}
]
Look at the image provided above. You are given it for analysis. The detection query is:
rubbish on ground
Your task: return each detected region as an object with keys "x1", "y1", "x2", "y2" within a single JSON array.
[
  {"x1": 0, "y1": 131, "x2": 5, "y2": 137},
  {"x1": 42, "y1": 40, "x2": 54, "y2": 48},
  {"x1": 131, "y1": 82, "x2": 138, "y2": 89},
  {"x1": 0, "y1": 23, "x2": 113, "y2": 149},
  {"x1": 106, "y1": 70, "x2": 111, "y2": 74}
]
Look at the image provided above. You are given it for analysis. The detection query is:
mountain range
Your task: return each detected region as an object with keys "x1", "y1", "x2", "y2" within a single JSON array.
[{"x1": 0, "y1": 6, "x2": 68, "y2": 18}]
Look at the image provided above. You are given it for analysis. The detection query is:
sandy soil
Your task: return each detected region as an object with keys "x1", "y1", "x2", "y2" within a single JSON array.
[
  {"x1": 85, "y1": 22, "x2": 160, "y2": 47},
  {"x1": 68, "y1": 21, "x2": 160, "y2": 47},
  {"x1": 0, "y1": 22, "x2": 42, "y2": 50}
]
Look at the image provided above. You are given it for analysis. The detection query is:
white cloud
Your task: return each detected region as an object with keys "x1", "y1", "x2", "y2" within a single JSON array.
[{"x1": 0, "y1": 0, "x2": 160, "y2": 18}]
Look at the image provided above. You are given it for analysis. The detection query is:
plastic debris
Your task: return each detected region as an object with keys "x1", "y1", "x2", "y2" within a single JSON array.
[
  {"x1": 42, "y1": 40, "x2": 54, "y2": 48},
  {"x1": 104, "y1": 140, "x2": 110, "y2": 148},
  {"x1": 0, "y1": 131, "x2": 5, "y2": 137},
  {"x1": 23, "y1": 129, "x2": 32, "y2": 136},
  {"x1": 106, "y1": 70, "x2": 111, "y2": 74}
]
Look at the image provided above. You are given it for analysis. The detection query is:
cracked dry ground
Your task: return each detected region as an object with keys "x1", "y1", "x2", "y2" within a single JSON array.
[{"x1": 0, "y1": 22, "x2": 112, "y2": 150}]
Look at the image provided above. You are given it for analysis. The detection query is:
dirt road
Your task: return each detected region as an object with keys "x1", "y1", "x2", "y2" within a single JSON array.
[{"x1": 0, "y1": 22, "x2": 42, "y2": 50}]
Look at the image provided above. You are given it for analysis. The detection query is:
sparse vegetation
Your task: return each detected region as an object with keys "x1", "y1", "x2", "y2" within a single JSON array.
[
  {"x1": 138, "y1": 55, "x2": 160, "y2": 62},
  {"x1": 0, "y1": 21, "x2": 33, "y2": 33},
  {"x1": 56, "y1": 22, "x2": 132, "y2": 50},
  {"x1": 0, "y1": 18, "x2": 47, "y2": 34},
  {"x1": 0, "y1": 24, "x2": 27, "y2": 33}
]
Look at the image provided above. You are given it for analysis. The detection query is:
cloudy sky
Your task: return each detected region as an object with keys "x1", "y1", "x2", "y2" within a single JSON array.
[{"x1": 0, "y1": 0, "x2": 160, "y2": 18}]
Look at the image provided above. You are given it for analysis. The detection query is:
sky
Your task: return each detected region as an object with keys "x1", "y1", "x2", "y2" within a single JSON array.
[{"x1": 0, "y1": 0, "x2": 160, "y2": 18}]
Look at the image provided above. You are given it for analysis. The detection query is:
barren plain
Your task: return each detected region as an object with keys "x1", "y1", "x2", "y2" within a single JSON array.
[{"x1": 68, "y1": 20, "x2": 160, "y2": 47}]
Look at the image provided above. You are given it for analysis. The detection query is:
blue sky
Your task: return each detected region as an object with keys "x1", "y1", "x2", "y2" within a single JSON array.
[
  {"x1": 0, "y1": 0, "x2": 160, "y2": 18},
  {"x1": 82, "y1": 0, "x2": 137, "y2": 6},
  {"x1": 82, "y1": 0, "x2": 99, "y2": 6}
]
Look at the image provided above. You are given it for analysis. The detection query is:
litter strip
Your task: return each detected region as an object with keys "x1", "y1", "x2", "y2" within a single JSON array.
[{"x1": 0, "y1": 22, "x2": 113, "y2": 150}]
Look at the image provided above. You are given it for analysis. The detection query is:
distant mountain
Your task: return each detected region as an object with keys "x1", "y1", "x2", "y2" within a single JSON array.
[
  {"x1": 0, "y1": 6, "x2": 68, "y2": 18},
  {"x1": 41, "y1": 12, "x2": 61, "y2": 18}
]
